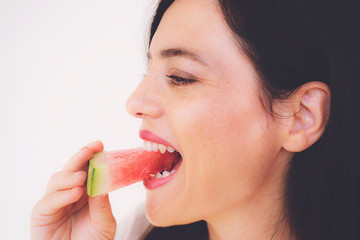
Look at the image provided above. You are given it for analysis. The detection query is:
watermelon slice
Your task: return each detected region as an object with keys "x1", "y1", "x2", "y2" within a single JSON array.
[{"x1": 87, "y1": 148, "x2": 179, "y2": 197}]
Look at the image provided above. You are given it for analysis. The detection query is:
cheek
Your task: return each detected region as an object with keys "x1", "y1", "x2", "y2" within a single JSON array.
[
  {"x1": 172, "y1": 92, "x2": 280, "y2": 201},
  {"x1": 177, "y1": 92, "x2": 268, "y2": 155}
]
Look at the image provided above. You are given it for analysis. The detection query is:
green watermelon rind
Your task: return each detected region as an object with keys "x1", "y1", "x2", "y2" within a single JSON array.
[
  {"x1": 87, "y1": 152, "x2": 108, "y2": 197},
  {"x1": 87, "y1": 164, "x2": 95, "y2": 197}
]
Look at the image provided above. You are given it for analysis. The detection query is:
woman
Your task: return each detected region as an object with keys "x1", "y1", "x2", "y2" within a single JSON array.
[{"x1": 31, "y1": 0, "x2": 360, "y2": 239}]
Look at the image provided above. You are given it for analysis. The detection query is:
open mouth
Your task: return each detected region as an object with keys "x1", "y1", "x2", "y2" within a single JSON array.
[
  {"x1": 139, "y1": 130, "x2": 183, "y2": 189},
  {"x1": 143, "y1": 140, "x2": 183, "y2": 180}
]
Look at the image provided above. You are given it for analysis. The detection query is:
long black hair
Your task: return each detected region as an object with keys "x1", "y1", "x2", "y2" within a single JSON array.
[{"x1": 142, "y1": 0, "x2": 360, "y2": 239}]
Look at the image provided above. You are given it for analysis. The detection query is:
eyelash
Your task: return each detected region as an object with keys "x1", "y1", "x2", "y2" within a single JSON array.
[{"x1": 166, "y1": 75, "x2": 196, "y2": 86}]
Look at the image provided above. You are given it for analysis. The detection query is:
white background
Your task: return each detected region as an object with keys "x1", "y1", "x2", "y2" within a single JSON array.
[{"x1": 0, "y1": 0, "x2": 158, "y2": 239}]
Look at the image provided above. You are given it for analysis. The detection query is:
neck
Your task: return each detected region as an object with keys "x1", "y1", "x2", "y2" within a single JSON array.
[
  {"x1": 205, "y1": 151, "x2": 292, "y2": 240},
  {"x1": 206, "y1": 193, "x2": 290, "y2": 240}
]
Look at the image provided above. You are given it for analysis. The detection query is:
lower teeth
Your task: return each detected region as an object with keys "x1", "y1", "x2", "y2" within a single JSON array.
[
  {"x1": 162, "y1": 171, "x2": 171, "y2": 178},
  {"x1": 151, "y1": 169, "x2": 176, "y2": 179},
  {"x1": 150, "y1": 154, "x2": 181, "y2": 179}
]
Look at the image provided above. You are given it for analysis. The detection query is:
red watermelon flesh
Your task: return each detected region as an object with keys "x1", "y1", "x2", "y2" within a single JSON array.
[{"x1": 87, "y1": 148, "x2": 179, "y2": 197}]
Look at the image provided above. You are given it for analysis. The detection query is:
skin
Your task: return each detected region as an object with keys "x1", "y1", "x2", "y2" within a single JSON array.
[
  {"x1": 126, "y1": 0, "x2": 294, "y2": 239},
  {"x1": 30, "y1": 141, "x2": 116, "y2": 240},
  {"x1": 31, "y1": 0, "x2": 330, "y2": 239}
]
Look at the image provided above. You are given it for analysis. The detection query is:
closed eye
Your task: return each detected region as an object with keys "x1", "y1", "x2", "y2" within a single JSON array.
[{"x1": 166, "y1": 75, "x2": 196, "y2": 86}]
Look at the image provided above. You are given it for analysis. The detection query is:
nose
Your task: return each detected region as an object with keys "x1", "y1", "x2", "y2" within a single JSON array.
[{"x1": 125, "y1": 75, "x2": 163, "y2": 119}]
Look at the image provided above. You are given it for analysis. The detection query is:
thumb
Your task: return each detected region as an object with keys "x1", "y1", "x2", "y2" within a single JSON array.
[{"x1": 89, "y1": 194, "x2": 117, "y2": 232}]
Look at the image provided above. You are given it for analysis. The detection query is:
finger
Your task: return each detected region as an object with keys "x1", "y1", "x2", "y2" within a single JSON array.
[
  {"x1": 62, "y1": 141, "x2": 103, "y2": 172},
  {"x1": 35, "y1": 187, "x2": 84, "y2": 216},
  {"x1": 62, "y1": 147, "x2": 92, "y2": 172},
  {"x1": 45, "y1": 171, "x2": 87, "y2": 196},
  {"x1": 86, "y1": 140, "x2": 104, "y2": 153},
  {"x1": 89, "y1": 194, "x2": 116, "y2": 231},
  {"x1": 71, "y1": 185, "x2": 89, "y2": 213}
]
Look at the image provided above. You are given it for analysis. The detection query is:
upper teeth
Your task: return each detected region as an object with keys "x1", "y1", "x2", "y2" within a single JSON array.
[{"x1": 143, "y1": 140, "x2": 175, "y2": 153}]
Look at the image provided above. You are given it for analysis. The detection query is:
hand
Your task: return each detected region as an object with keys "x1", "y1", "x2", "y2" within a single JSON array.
[{"x1": 31, "y1": 141, "x2": 116, "y2": 240}]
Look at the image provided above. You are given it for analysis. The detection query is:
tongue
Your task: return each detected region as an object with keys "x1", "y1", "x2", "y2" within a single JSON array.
[{"x1": 87, "y1": 148, "x2": 177, "y2": 197}]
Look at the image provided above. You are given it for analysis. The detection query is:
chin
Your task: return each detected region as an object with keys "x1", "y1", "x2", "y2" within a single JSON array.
[
  {"x1": 144, "y1": 202, "x2": 201, "y2": 227},
  {"x1": 144, "y1": 205, "x2": 178, "y2": 227}
]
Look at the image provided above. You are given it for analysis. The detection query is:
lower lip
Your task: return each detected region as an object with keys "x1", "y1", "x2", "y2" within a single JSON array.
[{"x1": 143, "y1": 158, "x2": 182, "y2": 190}]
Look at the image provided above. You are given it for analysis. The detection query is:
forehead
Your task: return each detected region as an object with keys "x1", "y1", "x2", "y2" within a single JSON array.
[
  {"x1": 149, "y1": 0, "x2": 238, "y2": 68},
  {"x1": 161, "y1": 0, "x2": 221, "y2": 33}
]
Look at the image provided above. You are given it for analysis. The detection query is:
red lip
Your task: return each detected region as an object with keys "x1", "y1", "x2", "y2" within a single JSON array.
[{"x1": 139, "y1": 130, "x2": 176, "y2": 149}]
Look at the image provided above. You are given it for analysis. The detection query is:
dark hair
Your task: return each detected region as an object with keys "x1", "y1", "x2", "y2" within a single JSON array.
[{"x1": 143, "y1": 0, "x2": 360, "y2": 239}]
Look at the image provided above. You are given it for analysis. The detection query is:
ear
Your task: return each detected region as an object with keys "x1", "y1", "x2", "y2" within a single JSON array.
[{"x1": 281, "y1": 81, "x2": 330, "y2": 152}]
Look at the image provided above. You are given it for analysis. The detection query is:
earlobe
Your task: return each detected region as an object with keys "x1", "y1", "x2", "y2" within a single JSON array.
[{"x1": 282, "y1": 82, "x2": 330, "y2": 152}]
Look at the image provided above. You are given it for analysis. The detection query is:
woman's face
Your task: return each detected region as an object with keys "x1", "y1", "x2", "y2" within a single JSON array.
[{"x1": 126, "y1": 0, "x2": 288, "y2": 226}]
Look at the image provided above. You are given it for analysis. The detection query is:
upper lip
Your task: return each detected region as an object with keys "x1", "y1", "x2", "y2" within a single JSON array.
[{"x1": 139, "y1": 130, "x2": 177, "y2": 150}]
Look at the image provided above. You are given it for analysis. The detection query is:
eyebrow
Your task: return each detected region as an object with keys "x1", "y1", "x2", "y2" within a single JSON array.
[{"x1": 147, "y1": 48, "x2": 209, "y2": 66}]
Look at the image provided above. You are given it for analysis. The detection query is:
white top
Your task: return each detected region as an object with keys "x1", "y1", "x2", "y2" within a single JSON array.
[{"x1": 115, "y1": 203, "x2": 151, "y2": 240}]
